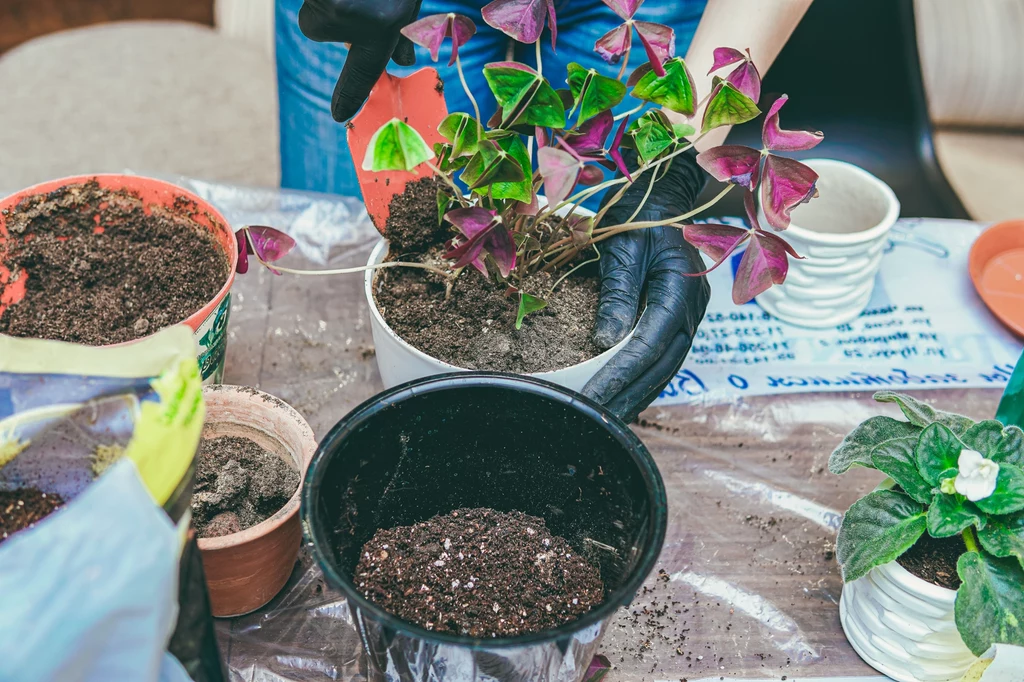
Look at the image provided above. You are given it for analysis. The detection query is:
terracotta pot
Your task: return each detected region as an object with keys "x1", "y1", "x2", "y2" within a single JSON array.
[
  {"x1": 198, "y1": 385, "x2": 316, "y2": 617},
  {"x1": 0, "y1": 174, "x2": 237, "y2": 383}
]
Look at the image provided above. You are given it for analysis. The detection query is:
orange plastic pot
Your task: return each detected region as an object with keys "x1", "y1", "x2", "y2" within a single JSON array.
[
  {"x1": 969, "y1": 219, "x2": 1024, "y2": 337},
  {"x1": 0, "y1": 174, "x2": 237, "y2": 382}
]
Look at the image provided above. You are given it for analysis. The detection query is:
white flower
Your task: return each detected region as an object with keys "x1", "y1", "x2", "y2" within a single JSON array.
[{"x1": 954, "y1": 449, "x2": 999, "y2": 502}]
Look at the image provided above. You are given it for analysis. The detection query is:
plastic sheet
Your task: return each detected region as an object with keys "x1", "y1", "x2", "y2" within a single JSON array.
[{"x1": 171, "y1": 178, "x2": 1007, "y2": 681}]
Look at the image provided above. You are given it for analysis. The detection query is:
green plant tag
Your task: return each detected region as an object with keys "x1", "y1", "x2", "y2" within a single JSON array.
[
  {"x1": 361, "y1": 118, "x2": 434, "y2": 172},
  {"x1": 871, "y1": 436, "x2": 932, "y2": 503},
  {"x1": 955, "y1": 551, "x2": 1024, "y2": 655},
  {"x1": 700, "y1": 80, "x2": 760, "y2": 134},
  {"x1": 927, "y1": 491, "x2": 984, "y2": 537},
  {"x1": 829, "y1": 415, "x2": 921, "y2": 474},
  {"x1": 567, "y1": 62, "x2": 627, "y2": 126},
  {"x1": 974, "y1": 463, "x2": 1024, "y2": 515},
  {"x1": 978, "y1": 511, "x2": 1024, "y2": 570},
  {"x1": 875, "y1": 391, "x2": 975, "y2": 435},
  {"x1": 483, "y1": 63, "x2": 565, "y2": 129},
  {"x1": 836, "y1": 489, "x2": 927, "y2": 583},
  {"x1": 516, "y1": 293, "x2": 547, "y2": 330},
  {"x1": 916, "y1": 423, "x2": 968, "y2": 486},
  {"x1": 630, "y1": 58, "x2": 697, "y2": 115}
]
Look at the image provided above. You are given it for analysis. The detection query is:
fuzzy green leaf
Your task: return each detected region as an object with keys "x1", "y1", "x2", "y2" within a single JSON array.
[
  {"x1": 362, "y1": 118, "x2": 434, "y2": 172},
  {"x1": 871, "y1": 436, "x2": 933, "y2": 504},
  {"x1": 916, "y1": 423, "x2": 968, "y2": 486},
  {"x1": 566, "y1": 62, "x2": 627, "y2": 126},
  {"x1": 516, "y1": 293, "x2": 547, "y2": 330},
  {"x1": 927, "y1": 492, "x2": 985, "y2": 537},
  {"x1": 979, "y1": 512, "x2": 1024, "y2": 569},
  {"x1": 829, "y1": 416, "x2": 921, "y2": 474},
  {"x1": 485, "y1": 135, "x2": 533, "y2": 203},
  {"x1": 837, "y1": 489, "x2": 927, "y2": 583},
  {"x1": 962, "y1": 420, "x2": 1024, "y2": 467},
  {"x1": 438, "y1": 113, "x2": 480, "y2": 158},
  {"x1": 874, "y1": 391, "x2": 975, "y2": 435},
  {"x1": 483, "y1": 63, "x2": 566, "y2": 129},
  {"x1": 974, "y1": 463, "x2": 1024, "y2": 516},
  {"x1": 955, "y1": 551, "x2": 1024, "y2": 655},
  {"x1": 436, "y1": 190, "x2": 452, "y2": 226},
  {"x1": 700, "y1": 81, "x2": 760, "y2": 135},
  {"x1": 631, "y1": 57, "x2": 696, "y2": 115}
]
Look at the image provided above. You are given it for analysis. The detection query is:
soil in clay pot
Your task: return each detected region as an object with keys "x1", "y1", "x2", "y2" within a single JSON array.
[
  {"x1": 192, "y1": 435, "x2": 299, "y2": 539},
  {"x1": 354, "y1": 507, "x2": 604, "y2": 637},
  {"x1": 0, "y1": 180, "x2": 229, "y2": 345},
  {"x1": 375, "y1": 177, "x2": 606, "y2": 373},
  {"x1": 0, "y1": 487, "x2": 64, "y2": 544},
  {"x1": 896, "y1": 533, "x2": 966, "y2": 590}
]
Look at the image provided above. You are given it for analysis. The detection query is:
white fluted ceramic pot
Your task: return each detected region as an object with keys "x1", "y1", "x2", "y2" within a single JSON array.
[
  {"x1": 839, "y1": 559, "x2": 975, "y2": 682},
  {"x1": 756, "y1": 159, "x2": 900, "y2": 328},
  {"x1": 364, "y1": 204, "x2": 633, "y2": 391}
]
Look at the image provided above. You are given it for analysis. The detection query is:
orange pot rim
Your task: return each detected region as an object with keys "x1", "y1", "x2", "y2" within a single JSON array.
[{"x1": 968, "y1": 219, "x2": 1024, "y2": 338}]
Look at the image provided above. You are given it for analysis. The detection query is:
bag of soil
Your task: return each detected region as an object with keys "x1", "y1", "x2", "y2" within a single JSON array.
[{"x1": 0, "y1": 325, "x2": 224, "y2": 681}]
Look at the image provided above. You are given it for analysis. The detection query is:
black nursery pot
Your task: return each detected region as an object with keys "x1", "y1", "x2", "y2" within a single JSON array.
[{"x1": 301, "y1": 373, "x2": 668, "y2": 682}]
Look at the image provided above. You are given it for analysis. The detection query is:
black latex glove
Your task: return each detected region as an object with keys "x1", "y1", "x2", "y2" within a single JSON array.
[
  {"x1": 298, "y1": 0, "x2": 422, "y2": 122},
  {"x1": 582, "y1": 148, "x2": 711, "y2": 423}
]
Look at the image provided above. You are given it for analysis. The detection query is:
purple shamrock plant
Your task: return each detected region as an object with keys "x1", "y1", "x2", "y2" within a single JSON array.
[{"x1": 239, "y1": 1, "x2": 823, "y2": 328}]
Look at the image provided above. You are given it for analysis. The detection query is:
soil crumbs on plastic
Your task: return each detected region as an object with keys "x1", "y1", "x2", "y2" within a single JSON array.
[
  {"x1": 0, "y1": 180, "x2": 228, "y2": 345},
  {"x1": 375, "y1": 177, "x2": 603, "y2": 374},
  {"x1": 355, "y1": 507, "x2": 604, "y2": 637},
  {"x1": 192, "y1": 435, "x2": 299, "y2": 539},
  {"x1": 897, "y1": 532, "x2": 965, "y2": 590},
  {"x1": 0, "y1": 488, "x2": 64, "y2": 544}
]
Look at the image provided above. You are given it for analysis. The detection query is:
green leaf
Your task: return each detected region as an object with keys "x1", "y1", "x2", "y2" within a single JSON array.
[
  {"x1": 460, "y1": 140, "x2": 526, "y2": 192},
  {"x1": 566, "y1": 62, "x2": 627, "y2": 126},
  {"x1": 916, "y1": 423, "x2": 968, "y2": 486},
  {"x1": 836, "y1": 489, "x2": 927, "y2": 583},
  {"x1": 874, "y1": 391, "x2": 975, "y2": 435},
  {"x1": 974, "y1": 463, "x2": 1024, "y2": 516},
  {"x1": 829, "y1": 415, "x2": 921, "y2": 474},
  {"x1": 483, "y1": 63, "x2": 565, "y2": 129},
  {"x1": 996, "y1": 350, "x2": 1024, "y2": 430},
  {"x1": 700, "y1": 81, "x2": 760, "y2": 135},
  {"x1": 979, "y1": 511, "x2": 1024, "y2": 569},
  {"x1": 516, "y1": 293, "x2": 547, "y2": 330},
  {"x1": 628, "y1": 111, "x2": 675, "y2": 164},
  {"x1": 436, "y1": 190, "x2": 452, "y2": 226},
  {"x1": 438, "y1": 113, "x2": 480, "y2": 158},
  {"x1": 962, "y1": 420, "x2": 1024, "y2": 467},
  {"x1": 630, "y1": 57, "x2": 697, "y2": 115},
  {"x1": 361, "y1": 118, "x2": 434, "y2": 172},
  {"x1": 672, "y1": 122, "x2": 696, "y2": 138},
  {"x1": 871, "y1": 436, "x2": 932, "y2": 504},
  {"x1": 927, "y1": 492, "x2": 985, "y2": 537},
  {"x1": 482, "y1": 135, "x2": 533, "y2": 204},
  {"x1": 434, "y1": 142, "x2": 469, "y2": 173},
  {"x1": 955, "y1": 551, "x2": 1024, "y2": 655}
]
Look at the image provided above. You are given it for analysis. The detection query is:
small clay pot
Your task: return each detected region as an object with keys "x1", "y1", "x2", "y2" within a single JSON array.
[{"x1": 197, "y1": 385, "x2": 316, "y2": 617}]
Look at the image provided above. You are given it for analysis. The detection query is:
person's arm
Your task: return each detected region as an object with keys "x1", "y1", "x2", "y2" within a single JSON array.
[{"x1": 673, "y1": 0, "x2": 814, "y2": 150}]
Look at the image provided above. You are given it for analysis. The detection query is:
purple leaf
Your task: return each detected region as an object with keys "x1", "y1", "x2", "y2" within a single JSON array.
[
  {"x1": 732, "y1": 229, "x2": 792, "y2": 304},
  {"x1": 600, "y1": 0, "x2": 643, "y2": 20},
  {"x1": 234, "y1": 229, "x2": 250, "y2": 274},
  {"x1": 609, "y1": 116, "x2": 633, "y2": 182},
  {"x1": 742, "y1": 189, "x2": 761, "y2": 231},
  {"x1": 634, "y1": 22, "x2": 675, "y2": 76},
  {"x1": 725, "y1": 60, "x2": 761, "y2": 103},
  {"x1": 443, "y1": 208, "x2": 517, "y2": 277},
  {"x1": 482, "y1": 0, "x2": 557, "y2": 49},
  {"x1": 514, "y1": 192, "x2": 541, "y2": 216},
  {"x1": 761, "y1": 155, "x2": 819, "y2": 230},
  {"x1": 538, "y1": 146, "x2": 582, "y2": 208},
  {"x1": 570, "y1": 215, "x2": 595, "y2": 248},
  {"x1": 400, "y1": 13, "x2": 477, "y2": 66},
  {"x1": 565, "y1": 109, "x2": 614, "y2": 157},
  {"x1": 248, "y1": 226, "x2": 295, "y2": 263},
  {"x1": 536, "y1": 126, "x2": 549, "y2": 148},
  {"x1": 584, "y1": 654, "x2": 613, "y2": 682},
  {"x1": 594, "y1": 23, "x2": 631, "y2": 64},
  {"x1": 708, "y1": 47, "x2": 746, "y2": 74},
  {"x1": 683, "y1": 222, "x2": 751, "y2": 273},
  {"x1": 696, "y1": 145, "x2": 762, "y2": 191},
  {"x1": 761, "y1": 95, "x2": 824, "y2": 152},
  {"x1": 579, "y1": 164, "x2": 605, "y2": 185}
]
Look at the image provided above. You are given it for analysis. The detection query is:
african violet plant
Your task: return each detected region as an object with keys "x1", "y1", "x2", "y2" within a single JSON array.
[
  {"x1": 237, "y1": 0, "x2": 823, "y2": 327},
  {"x1": 830, "y1": 391, "x2": 1024, "y2": 655}
]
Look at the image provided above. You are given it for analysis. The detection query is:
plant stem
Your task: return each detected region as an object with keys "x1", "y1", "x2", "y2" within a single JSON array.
[
  {"x1": 962, "y1": 527, "x2": 981, "y2": 554},
  {"x1": 425, "y1": 162, "x2": 468, "y2": 207},
  {"x1": 617, "y1": 43, "x2": 632, "y2": 81},
  {"x1": 455, "y1": 53, "x2": 483, "y2": 142},
  {"x1": 591, "y1": 184, "x2": 734, "y2": 242},
  {"x1": 258, "y1": 259, "x2": 451, "y2": 279},
  {"x1": 624, "y1": 169, "x2": 658, "y2": 225},
  {"x1": 614, "y1": 102, "x2": 645, "y2": 121},
  {"x1": 549, "y1": 246, "x2": 600, "y2": 294},
  {"x1": 535, "y1": 39, "x2": 543, "y2": 77}
]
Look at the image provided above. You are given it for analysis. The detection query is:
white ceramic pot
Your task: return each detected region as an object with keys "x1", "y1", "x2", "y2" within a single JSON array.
[
  {"x1": 364, "y1": 205, "x2": 633, "y2": 391},
  {"x1": 839, "y1": 559, "x2": 975, "y2": 682},
  {"x1": 756, "y1": 159, "x2": 900, "y2": 328}
]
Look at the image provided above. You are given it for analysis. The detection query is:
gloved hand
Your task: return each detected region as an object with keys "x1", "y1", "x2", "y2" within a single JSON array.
[
  {"x1": 582, "y1": 147, "x2": 711, "y2": 422},
  {"x1": 298, "y1": 0, "x2": 422, "y2": 122}
]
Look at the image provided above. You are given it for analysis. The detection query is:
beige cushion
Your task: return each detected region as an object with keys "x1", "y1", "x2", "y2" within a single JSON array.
[
  {"x1": 215, "y1": 0, "x2": 275, "y2": 58},
  {"x1": 0, "y1": 21, "x2": 279, "y2": 192},
  {"x1": 933, "y1": 128, "x2": 1024, "y2": 221}
]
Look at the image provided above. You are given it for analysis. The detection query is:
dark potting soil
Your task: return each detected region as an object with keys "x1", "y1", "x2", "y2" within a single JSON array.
[
  {"x1": 897, "y1": 533, "x2": 966, "y2": 590},
  {"x1": 355, "y1": 507, "x2": 605, "y2": 638},
  {"x1": 375, "y1": 177, "x2": 604, "y2": 374},
  {"x1": 0, "y1": 180, "x2": 229, "y2": 345},
  {"x1": 0, "y1": 487, "x2": 64, "y2": 544},
  {"x1": 191, "y1": 435, "x2": 299, "y2": 539}
]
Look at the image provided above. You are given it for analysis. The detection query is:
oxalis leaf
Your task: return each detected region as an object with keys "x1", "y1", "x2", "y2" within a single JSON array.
[
  {"x1": 515, "y1": 292, "x2": 547, "y2": 330},
  {"x1": 974, "y1": 463, "x2": 1024, "y2": 516},
  {"x1": 630, "y1": 57, "x2": 696, "y2": 115},
  {"x1": 700, "y1": 80, "x2": 760, "y2": 134},
  {"x1": 361, "y1": 118, "x2": 434, "y2": 172},
  {"x1": 438, "y1": 113, "x2": 480, "y2": 158},
  {"x1": 436, "y1": 190, "x2": 452, "y2": 226},
  {"x1": 874, "y1": 391, "x2": 976, "y2": 436},
  {"x1": 916, "y1": 423, "x2": 968, "y2": 487},
  {"x1": 836, "y1": 489, "x2": 926, "y2": 583},
  {"x1": 461, "y1": 140, "x2": 526, "y2": 193},
  {"x1": 628, "y1": 110, "x2": 676, "y2": 164},
  {"x1": 483, "y1": 62, "x2": 565, "y2": 129},
  {"x1": 400, "y1": 13, "x2": 476, "y2": 66},
  {"x1": 482, "y1": 0, "x2": 557, "y2": 49},
  {"x1": 955, "y1": 551, "x2": 1024, "y2": 655},
  {"x1": 486, "y1": 134, "x2": 533, "y2": 204},
  {"x1": 870, "y1": 435, "x2": 932, "y2": 503},
  {"x1": 978, "y1": 511, "x2": 1024, "y2": 570},
  {"x1": 962, "y1": 420, "x2": 1024, "y2": 467},
  {"x1": 583, "y1": 653, "x2": 612, "y2": 682},
  {"x1": 566, "y1": 62, "x2": 626, "y2": 126},
  {"x1": 927, "y1": 491, "x2": 985, "y2": 537}
]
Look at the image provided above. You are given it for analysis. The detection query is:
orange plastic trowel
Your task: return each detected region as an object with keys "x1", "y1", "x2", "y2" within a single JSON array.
[{"x1": 347, "y1": 68, "x2": 450, "y2": 234}]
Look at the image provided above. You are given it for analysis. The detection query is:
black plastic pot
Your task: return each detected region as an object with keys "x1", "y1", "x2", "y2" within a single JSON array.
[{"x1": 302, "y1": 373, "x2": 667, "y2": 682}]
